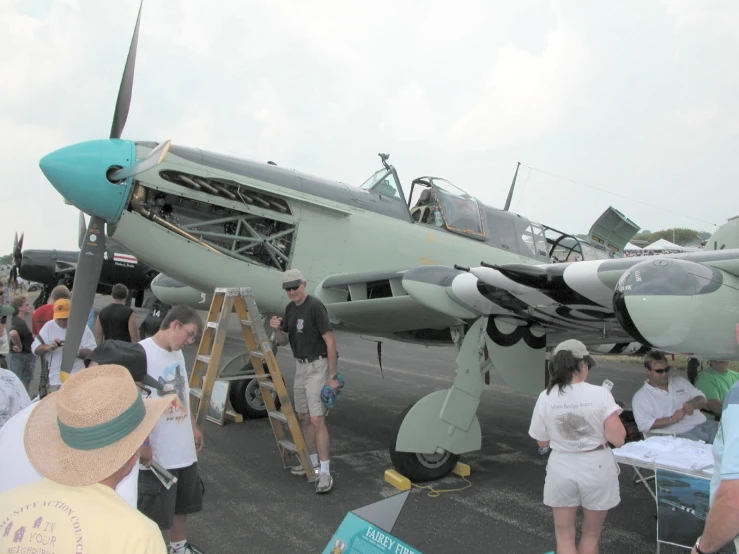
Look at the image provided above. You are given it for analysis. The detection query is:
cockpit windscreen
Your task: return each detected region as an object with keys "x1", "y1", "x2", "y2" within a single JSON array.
[{"x1": 432, "y1": 179, "x2": 484, "y2": 236}]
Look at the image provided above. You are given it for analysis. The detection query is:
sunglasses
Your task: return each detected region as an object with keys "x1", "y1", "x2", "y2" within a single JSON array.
[
  {"x1": 284, "y1": 286, "x2": 300, "y2": 292},
  {"x1": 178, "y1": 324, "x2": 198, "y2": 340},
  {"x1": 650, "y1": 366, "x2": 671, "y2": 374}
]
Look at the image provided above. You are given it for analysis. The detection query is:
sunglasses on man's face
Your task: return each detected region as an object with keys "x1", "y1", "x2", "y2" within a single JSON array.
[
  {"x1": 651, "y1": 366, "x2": 671, "y2": 374},
  {"x1": 285, "y1": 286, "x2": 300, "y2": 292}
]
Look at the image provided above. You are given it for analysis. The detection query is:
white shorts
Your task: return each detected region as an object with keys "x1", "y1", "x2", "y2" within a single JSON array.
[{"x1": 543, "y1": 449, "x2": 621, "y2": 511}]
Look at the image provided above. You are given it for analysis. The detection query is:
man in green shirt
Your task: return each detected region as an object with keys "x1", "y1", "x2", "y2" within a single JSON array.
[{"x1": 695, "y1": 360, "x2": 739, "y2": 413}]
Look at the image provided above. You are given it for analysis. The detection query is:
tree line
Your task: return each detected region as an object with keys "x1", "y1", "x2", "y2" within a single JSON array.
[{"x1": 632, "y1": 228, "x2": 711, "y2": 247}]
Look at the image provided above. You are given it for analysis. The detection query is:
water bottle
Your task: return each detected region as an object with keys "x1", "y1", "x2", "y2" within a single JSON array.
[
  {"x1": 434, "y1": 207, "x2": 443, "y2": 227},
  {"x1": 602, "y1": 379, "x2": 614, "y2": 392}
]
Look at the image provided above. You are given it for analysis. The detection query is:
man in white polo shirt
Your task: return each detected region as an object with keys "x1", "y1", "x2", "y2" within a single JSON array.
[{"x1": 632, "y1": 350, "x2": 719, "y2": 444}]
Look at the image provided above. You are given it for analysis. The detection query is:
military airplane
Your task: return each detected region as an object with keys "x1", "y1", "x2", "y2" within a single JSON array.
[
  {"x1": 8, "y1": 222, "x2": 158, "y2": 308},
  {"x1": 37, "y1": 2, "x2": 739, "y2": 482}
]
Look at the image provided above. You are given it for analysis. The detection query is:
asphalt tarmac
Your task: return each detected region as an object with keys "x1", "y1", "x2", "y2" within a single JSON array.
[{"x1": 26, "y1": 295, "x2": 677, "y2": 554}]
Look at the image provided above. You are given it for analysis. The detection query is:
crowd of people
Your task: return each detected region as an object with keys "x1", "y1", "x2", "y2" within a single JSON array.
[
  {"x1": 530, "y1": 341, "x2": 739, "y2": 554},
  {"x1": 0, "y1": 280, "x2": 208, "y2": 553},
  {"x1": 9, "y1": 269, "x2": 739, "y2": 553},
  {"x1": 0, "y1": 269, "x2": 342, "y2": 551}
]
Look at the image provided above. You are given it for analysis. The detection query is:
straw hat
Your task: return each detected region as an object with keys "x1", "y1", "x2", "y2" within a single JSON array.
[{"x1": 24, "y1": 364, "x2": 174, "y2": 486}]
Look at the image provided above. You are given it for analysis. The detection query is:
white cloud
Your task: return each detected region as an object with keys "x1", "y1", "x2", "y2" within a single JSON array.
[
  {"x1": 657, "y1": 1, "x2": 739, "y2": 33},
  {"x1": 378, "y1": 82, "x2": 437, "y2": 142},
  {"x1": 2, "y1": 0, "x2": 739, "y2": 261},
  {"x1": 449, "y1": 17, "x2": 593, "y2": 152}
]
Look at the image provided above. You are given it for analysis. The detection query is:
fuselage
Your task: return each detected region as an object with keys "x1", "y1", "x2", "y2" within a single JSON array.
[
  {"x1": 37, "y1": 139, "x2": 618, "y2": 338},
  {"x1": 104, "y1": 142, "x2": 549, "y2": 328},
  {"x1": 19, "y1": 247, "x2": 156, "y2": 292}
]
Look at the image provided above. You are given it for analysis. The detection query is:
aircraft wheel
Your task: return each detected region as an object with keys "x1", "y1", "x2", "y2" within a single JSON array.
[
  {"x1": 389, "y1": 404, "x2": 459, "y2": 482},
  {"x1": 229, "y1": 376, "x2": 281, "y2": 419}
]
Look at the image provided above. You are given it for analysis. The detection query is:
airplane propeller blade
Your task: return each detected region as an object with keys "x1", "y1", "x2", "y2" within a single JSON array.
[
  {"x1": 78, "y1": 212, "x2": 87, "y2": 249},
  {"x1": 9, "y1": 232, "x2": 23, "y2": 288},
  {"x1": 109, "y1": 0, "x2": 143, "y2": 139},
  {"x1": 107, "y1": 139, "x2": 172, "y2": 181},
  {"x1": 60, "y1": 216, "x2": 106, "y2": 382},
  {"x1": 14, "y1": 233, "x2": 23, "y2": 261}
]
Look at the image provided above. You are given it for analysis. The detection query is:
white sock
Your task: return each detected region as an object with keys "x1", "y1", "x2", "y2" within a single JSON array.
[
  {"x1": 320, "y1": 460, "x2": 330, "y2": 475},
  {"x1": 310, "y1": 454, "x2": 319, "y2": 466},
  {"x1": 169, "y1": 540, "x2": 186, "y2": 553}
]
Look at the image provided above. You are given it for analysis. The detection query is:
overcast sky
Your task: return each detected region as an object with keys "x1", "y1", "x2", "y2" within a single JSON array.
[{"x1": 2, "y1": 0, "x2": 738, "y2": 257}]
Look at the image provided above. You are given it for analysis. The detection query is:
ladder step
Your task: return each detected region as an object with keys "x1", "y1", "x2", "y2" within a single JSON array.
[
  {"x1": 206, "y1": 321, "x2": 218, "y2": 328},
  {"x1": 197, "y1": 354, "x2": 211, "y2": 364},
  {"x1": 248, "y1": 351, "x2": 265, "y2": 359},
  {"x1": 190, "y1": 387, "x2": 202, "y2": 398},
  {"x1": 268, "y1": 410, "x2": 287, "y2": 423},
  {"x1": 240, "y1": 319, "x2": 252, "y2": 327},
  {"x1": 278, "y1": 439, "x2": 298, "y2": 453},
  {"x1": 259, "y1": 380, "x2": 276, "y2": 391}
]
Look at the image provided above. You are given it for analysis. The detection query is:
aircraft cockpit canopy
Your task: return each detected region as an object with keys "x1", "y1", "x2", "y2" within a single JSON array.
[
  {"x1": 359, "y1": 167, "x2": 404, "y2": 201},
  {"x1": 409, "y1": 177, "x2": 486, "y2": 240}
]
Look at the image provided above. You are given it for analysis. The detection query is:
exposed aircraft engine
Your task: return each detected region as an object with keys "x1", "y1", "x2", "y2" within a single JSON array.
[
  {"x1": 613, "y1": 258, "x2": 739, "y2": 359},
  {"x1": 129, "y1": 170, "x2": 296, "y2": 271}
]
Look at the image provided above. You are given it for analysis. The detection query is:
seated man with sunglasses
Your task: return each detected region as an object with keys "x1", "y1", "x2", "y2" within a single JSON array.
[{"x1": 632, "y1": 350, "x2": 719, "y2": 444}]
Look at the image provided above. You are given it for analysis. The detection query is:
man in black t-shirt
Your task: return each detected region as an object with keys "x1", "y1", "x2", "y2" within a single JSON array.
[
  {"x1": 96, "y1": 283, "x2": 139, "y2": 344},
  {"x1": 270, "y1": 268, "x2": 339, "y2": 494}
]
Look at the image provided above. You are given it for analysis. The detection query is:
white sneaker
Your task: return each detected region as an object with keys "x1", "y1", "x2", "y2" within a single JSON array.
[
  {"x1": 291, "y1": 463, "x2": 319, "y2": 476},
  {"x1": 169, "y1": 543, "x2": 203, "y2": 554},
  {"x1": 315, "y1": 472, "x2": 333, "y2": 493}
]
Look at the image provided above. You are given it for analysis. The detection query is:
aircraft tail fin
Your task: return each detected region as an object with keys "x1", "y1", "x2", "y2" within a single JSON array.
[{"x1": 705, "y1": 216, "x2": 739, "y2": 251}]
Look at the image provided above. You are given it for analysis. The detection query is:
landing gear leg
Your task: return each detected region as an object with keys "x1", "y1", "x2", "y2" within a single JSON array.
[
  {"x1": 34, "y1": 286, "x2": 51, "y2": 309},
  {"x1": 389, "y1": 317, "x2": 488, "y2": 482}
]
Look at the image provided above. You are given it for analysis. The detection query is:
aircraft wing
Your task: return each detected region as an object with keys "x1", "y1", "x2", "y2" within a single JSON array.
[
  {"x1": 316, "y1": 249, "x2": 739, "y2": 393},
  {"x1": 315, "y1": 269, "x2": 474, "y2": 338}
]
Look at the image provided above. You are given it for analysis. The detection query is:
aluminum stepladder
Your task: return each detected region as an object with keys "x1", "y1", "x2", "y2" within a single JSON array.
[{"x1": 187, "y1": 287, "x2": 317, "y2": 482}]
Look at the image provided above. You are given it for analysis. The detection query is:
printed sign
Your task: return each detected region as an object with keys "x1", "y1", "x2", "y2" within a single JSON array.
[
  {"x1": 113, "y1": 253, "x2": 138, "y2": 267},
  {"x1": 323, "y1": 513, "x2": 422, "y2": 554},
  {"x1": 656, "y1": 467, "x2": 711, "y2": 549}
]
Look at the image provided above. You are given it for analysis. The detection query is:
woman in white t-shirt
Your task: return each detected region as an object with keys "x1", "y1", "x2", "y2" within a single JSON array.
[{"x1": 529, "y1": 339, "x2": 626, "y2": 554}]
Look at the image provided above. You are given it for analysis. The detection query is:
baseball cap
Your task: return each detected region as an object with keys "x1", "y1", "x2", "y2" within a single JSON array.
[
  {"x1": 282, "y1": 268, "x2": 305, "y2": 289},
  {"x1": 53, "y1": 299, "x2": 71, "y2": 319},
  {"x1": 553, "y1": 339, "x2": 596, "y2": 367},
  {"x1": 85, "y1": 340, "x2": 168, "y2": 391}
]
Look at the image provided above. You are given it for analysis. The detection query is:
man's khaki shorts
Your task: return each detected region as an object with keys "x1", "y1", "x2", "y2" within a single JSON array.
[
  {"x1": 543, "y1": 449, "x2": 621, "y2": 511},
  {"x1": 294, "y1": 358, "x2": 329, "y2": 417}
]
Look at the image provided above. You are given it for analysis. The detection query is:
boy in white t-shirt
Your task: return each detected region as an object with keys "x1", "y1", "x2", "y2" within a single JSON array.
[
  {"x1": 137, "y1": 306, "x2": 204, "y2": 554},
  {"x1": 31, "y1": 299, "x2": 97, "y2": 391}
]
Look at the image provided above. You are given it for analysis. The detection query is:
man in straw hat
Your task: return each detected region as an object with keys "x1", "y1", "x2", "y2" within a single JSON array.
[
  {"x1": 0, "y1": 340, "x2": 172, "y2": 506},
  {"x1": 0, "y1": 363, "x2": 175, "y2": 552}
]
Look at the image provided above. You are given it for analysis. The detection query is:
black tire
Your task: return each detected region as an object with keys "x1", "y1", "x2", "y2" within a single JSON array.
[
  {"x1": 389, "y1": 404, "x2": 460, "y2": 482},
  {"x1": 229, "y1": 376, "x2": 281, "y2": 419}
]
